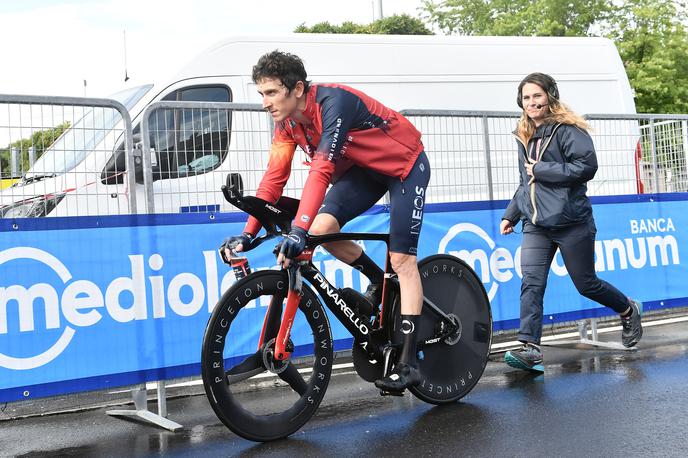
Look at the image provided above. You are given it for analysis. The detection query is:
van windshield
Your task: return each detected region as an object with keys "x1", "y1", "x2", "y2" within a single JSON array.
[{"x1": 27, "y1": 84, "x2": 153, "y2": 177}]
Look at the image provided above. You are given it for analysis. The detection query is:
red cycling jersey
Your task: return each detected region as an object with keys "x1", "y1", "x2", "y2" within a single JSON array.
[{"x1": 244, "y1": 83, "x2": 423, "y2": 235}]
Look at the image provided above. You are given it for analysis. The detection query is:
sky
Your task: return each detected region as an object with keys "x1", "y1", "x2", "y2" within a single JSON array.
[{"x1": 0, "y1": 0, "x2": 428, "y2": 98}]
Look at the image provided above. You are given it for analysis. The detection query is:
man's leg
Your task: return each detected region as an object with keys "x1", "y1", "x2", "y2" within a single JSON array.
[
  {"x1": 374, "y1": 258, "x2": 424, "y2": 393},
  {"x1": 391, "y1": 251, "x2": 422, "y2": 366},
  {"x1": 309, "y1": 213, "x2": 385, "y2": 299},
  {"x1": 374, "y1": 151, "x2": 430, "y2": 392},
  {"x1": 308, "y1": 213, "x2": 362, "y2": 263},
  {"x1": 313, "y1": 167, "x2": 387, "y2": 299},
  {"x1": 390, "y1": 253, "x2": 422, "y2": 314}
]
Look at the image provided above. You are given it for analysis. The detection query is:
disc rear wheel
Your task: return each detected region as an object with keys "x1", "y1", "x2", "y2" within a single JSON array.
[{"x1": 409, "y1": 255, "x2": 492, "y2": 404}]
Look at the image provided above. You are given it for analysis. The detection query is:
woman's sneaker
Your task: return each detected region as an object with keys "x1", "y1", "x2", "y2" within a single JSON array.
[
  {"x1": 505, "y1": 343, "x2": 544, "y2": 372},
  {"x1": 621, "y1": 299, "x2": 643, "y2": 348}
]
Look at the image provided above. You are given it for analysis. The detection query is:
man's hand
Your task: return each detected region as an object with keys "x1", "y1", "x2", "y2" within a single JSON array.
[
  {"x1": 276, "y1": 226, "x2": 308, "y2": 267},
  {"x1": 219, "y1": 233, "x2": 253, "y2": 263},
  {"x1": 500, "y1": 219, "x2": 514, "y2": 235},
  {"x1": 525, "y1": 160, "x2": 537, "y2": 178}
]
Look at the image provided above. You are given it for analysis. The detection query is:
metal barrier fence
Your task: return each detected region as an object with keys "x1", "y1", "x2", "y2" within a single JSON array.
[
  {"x1": 136, "y1": 105, "x2": 687, "y2": 212},
  {"x1": 138, "y1": 105, "x2": 523, "y2": 210},
  {"x1": 639, "y1": 120, "x2": 680, "y2": 193},
  {"x1": 3, "y1": 97, "x2": 688, "y2": 220},
  {"x1": 401, "y1": 110, "x2": 685, "y2": 201},
  {"x1": 0, "y1": 94, "x2": 136, "y2": 217},
  {"x1": 633, "y1": 115, "x2": 688, "y2": 193},
  {"x1": 400, "y1": 110, "x2": 521, "y2": 202}
]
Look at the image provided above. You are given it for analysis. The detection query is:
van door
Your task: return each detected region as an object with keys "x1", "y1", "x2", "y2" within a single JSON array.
[{"x1": 101, "y1": 80, "x2": 233, "y2": 214}]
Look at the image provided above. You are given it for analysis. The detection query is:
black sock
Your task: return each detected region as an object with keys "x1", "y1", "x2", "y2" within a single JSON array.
[
  {"x1": 398, "y1": 314, "x2": 420, "y2": 367},
  {"x1": 621, "y1": 306, "x2": 633, "y2": 318},
  {"x1": 349, "y1": 252, "x2": 384, "y2": 285}
]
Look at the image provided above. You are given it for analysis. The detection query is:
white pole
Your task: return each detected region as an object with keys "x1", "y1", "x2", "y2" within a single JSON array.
[
  {"x1": 124, "y1": 30, "x2": 130, "y2": 82},
  {"x1": 10, "y1": 147, "x2": 19, "y2": 177}
]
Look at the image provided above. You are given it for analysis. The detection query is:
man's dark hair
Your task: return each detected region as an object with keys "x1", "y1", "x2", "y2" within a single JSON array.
[{"x1": 252, "y1": 50, "x2": 310, "y2": 93}]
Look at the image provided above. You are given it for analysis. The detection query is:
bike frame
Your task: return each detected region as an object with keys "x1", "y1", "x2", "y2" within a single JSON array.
[
  {"x1": 270, "y1": 232, "x2": 391, "y2": 360},
  {"x1": 218, "y1": 178, "x2": 458, "y2": 363},
  {"x1": 266, "y1": 232, "x2": 457, "y2": 361}
]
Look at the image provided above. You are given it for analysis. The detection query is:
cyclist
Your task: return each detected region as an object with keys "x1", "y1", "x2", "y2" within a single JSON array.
[{"x1": 222, "y1": 50, "x2": 430, "y2": 392}]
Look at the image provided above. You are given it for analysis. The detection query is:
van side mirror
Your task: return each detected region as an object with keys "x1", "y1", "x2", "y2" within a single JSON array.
[
  {"x1": 124, "y1": 133, "x2": 144, "y2": 184},
  {"x1": 132, "y1": 133, "x2": 145, "y2": 184},
  {"x1": 226, "y1": 173, "x2": 243, "y2": 198},
  {"x1": 102, "y1": 132, "x2": 143, "y2": 185}
]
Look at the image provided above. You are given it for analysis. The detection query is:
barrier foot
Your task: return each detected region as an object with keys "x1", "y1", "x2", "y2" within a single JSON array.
[
  {"x1": 543, "y1": 319, "x2": 635, "y2": 351},
  {"x1": 106, "y1": 382, "x2": 183, "y2": 431}
]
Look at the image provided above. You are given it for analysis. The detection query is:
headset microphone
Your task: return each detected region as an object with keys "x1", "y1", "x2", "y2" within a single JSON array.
[{"x1": 535, "y1": 103, "x2": 549, "y2": 109}]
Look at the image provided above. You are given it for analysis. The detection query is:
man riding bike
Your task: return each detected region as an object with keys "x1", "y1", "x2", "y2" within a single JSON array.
[{"x1": 222, "y1": 50, "x2": 430, "y2": 392}]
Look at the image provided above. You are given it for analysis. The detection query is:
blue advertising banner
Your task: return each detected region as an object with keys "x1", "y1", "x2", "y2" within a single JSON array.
[
  {"x1": 1, "y1": 194, "x2": 686, "y2": 402},
  {"x1": 424, "y1": 194, "x2": 687, "y2": 330}
]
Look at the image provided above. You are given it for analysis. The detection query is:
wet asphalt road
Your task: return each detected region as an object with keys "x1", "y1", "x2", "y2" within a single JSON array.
[{"x1": 2, "y1": 319, "x2": 687, "y2": 458}]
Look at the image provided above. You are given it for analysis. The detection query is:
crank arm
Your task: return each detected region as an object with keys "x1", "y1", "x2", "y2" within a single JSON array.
[{"x1": 422, "y1": 295, "x2": 453, "y2": 322}]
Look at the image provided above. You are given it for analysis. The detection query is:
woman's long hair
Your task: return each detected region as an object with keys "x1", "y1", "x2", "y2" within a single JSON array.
[{"x1": 516, "y1": 83, "x2": 590, "y2": 145}]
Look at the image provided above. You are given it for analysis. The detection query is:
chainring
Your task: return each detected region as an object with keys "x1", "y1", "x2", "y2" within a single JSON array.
[{"x1": 351, "y1": 340, "x2": 384, "y2": 382}]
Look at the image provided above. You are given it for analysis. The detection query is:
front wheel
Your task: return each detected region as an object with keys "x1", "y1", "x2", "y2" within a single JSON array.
[
  {"x1": 201, "y1": 270, "x2": 333, "y2": 442},
  {"x1": 409, "y1": 255, "x2": 492, "y2": 404}
]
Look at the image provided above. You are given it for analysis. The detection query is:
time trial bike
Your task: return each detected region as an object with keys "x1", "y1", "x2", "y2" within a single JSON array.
[{"x1": 201, "y1": 173, "x2": 492, "y2": 442}]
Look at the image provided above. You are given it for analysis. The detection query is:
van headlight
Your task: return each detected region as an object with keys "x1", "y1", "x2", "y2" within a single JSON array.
[{"x1": 0, "y1": 194, "x2": 66, "y2": 218}]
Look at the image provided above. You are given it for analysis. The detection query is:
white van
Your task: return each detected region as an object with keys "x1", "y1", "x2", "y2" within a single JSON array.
[{"x1": 0, "y1": 34, "x2": 639, "y2": 217}]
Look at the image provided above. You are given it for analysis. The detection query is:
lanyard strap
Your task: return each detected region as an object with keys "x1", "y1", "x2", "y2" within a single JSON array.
[{"x1": 529, "y1": 138, "x2": 542, "y2": 162}]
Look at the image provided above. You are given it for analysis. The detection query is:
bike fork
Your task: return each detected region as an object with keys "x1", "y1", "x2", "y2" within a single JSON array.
[
  {"x1": 274, "y1": 291, "x2": 299, "y2": 360},
  {"x1": 273, "y1": 264, "x2": 303, "y2": 360}
]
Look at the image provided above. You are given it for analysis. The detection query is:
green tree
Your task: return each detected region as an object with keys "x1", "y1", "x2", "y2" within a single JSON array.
[
  {"x1": 421, "y1": 0, "x2": 611, "y2": 36},
  {"x1": 0, "y1": 122, "x2": 70, "y2": 177},
  {"x1": 0, "y1": 148, "x2": 7, "y2": 179},
  {"x1": 295, "y1": 14, "x2": 432, "y2": 35},
  {"x1": 294, "y1": 21, "x2": 370, "y2": 34},
  {"x1": 370, "y1": 14, "x2": 433, "y2": 35},
  {"x1": 604, "y1": 0, "x2": 688, "y2": 113},
  {"x1": 421, "y1": 0, "x2": 688, "y2": 113}
]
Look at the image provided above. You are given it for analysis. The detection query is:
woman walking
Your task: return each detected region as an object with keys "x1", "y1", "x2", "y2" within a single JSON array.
[{"x1": 500, "y1": 72, "x2": 643, "y2": 372}]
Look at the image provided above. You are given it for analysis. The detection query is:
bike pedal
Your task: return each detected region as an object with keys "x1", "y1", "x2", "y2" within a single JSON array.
[{"x1": 379, "y1": 389, "x2": 405, "y2": 397}]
